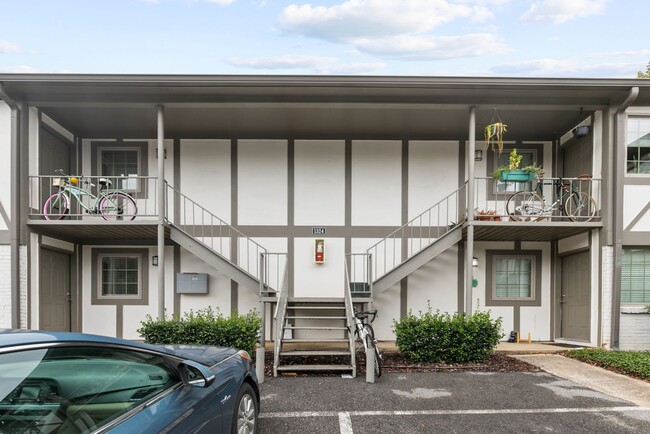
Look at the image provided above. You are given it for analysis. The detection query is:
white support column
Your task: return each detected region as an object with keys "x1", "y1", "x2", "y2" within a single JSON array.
[
  {"x1": 157, "y1": 105, "x2": 165, "y2": 320},
  {"x1": 466, "y1": 106, "x2": 476, "y2": 315}
]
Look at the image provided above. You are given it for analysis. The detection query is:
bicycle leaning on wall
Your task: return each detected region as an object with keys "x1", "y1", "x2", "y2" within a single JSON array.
[
  {"x1": 353, "y1": 308, "x2": 382, "y2": 378},
  {"x1": 43, "y1": 169, "x2": 138, "y2": 221},
  {"x1": 506, "y1": 175, "x2": 597, "y2": 222}
]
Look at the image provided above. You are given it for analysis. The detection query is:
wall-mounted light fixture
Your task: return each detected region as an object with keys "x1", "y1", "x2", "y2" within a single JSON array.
[
  {"x1": 472, "y1": 257, "x2": 479, "y2": 268},
  {"x1": 152, "y1": 255, "x2": 158, "y2": 266},
  {"x1": 572, "y1": 126, "x2": 589, "y2": 138},
  {"x1": 474, "y1": 150, "x2": 483, "y2": 161}
]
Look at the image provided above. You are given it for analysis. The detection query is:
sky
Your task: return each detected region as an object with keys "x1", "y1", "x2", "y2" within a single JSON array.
[{"x1": 0, "y1": 0, "x2": 648, "y2": 77}]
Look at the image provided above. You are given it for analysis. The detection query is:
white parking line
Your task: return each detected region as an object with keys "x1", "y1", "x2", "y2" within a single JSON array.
[
  {"x1": 260, "y1": 406, "x2": 648, "y2": 419},
  {"x1": 338, "y1": 412, "x2": 353, "y2": 434}
]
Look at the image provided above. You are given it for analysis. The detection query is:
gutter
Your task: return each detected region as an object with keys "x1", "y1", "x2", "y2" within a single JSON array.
[
  {"x1": 611, "y1": 86, "x2": 639, "y2": 349},
  {"x1": 0, "y1": 83, "x2": 21, "y2": 329}
]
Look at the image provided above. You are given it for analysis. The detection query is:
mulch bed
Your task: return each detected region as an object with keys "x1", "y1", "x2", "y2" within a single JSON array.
[{"x1": 262, "y1": 351, "x2": 540, "y2": 377}]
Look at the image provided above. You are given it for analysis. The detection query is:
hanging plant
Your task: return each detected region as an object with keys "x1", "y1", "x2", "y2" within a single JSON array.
[{"x1": 484, "y1": 122, "x2": 507, "y2": 154}]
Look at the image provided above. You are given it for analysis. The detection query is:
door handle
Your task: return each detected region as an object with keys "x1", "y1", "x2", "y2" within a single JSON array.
[{"x1": 560, "y1": 294, "x2": 566, "y2": 303}]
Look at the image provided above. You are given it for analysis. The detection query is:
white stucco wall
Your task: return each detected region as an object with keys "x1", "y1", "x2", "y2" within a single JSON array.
[
  {"x1": 351, "y1": 140, "x2": 401, "y2": 226},
  {"x1": 238, "y1": 140, "x2": 287, "y2": 226},
  {"x1": 294, "y1": 237, "x2": 344, "y2": 298}
]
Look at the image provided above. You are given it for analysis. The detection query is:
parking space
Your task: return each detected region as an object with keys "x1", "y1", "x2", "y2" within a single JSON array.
[{"x1": 258, "y1": 372, "x2": 650, "y2": 433}]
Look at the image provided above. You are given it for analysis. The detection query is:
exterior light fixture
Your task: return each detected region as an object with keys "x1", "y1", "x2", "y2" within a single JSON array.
[
  {"x1": 472, "y1": 257, "x2": 479, "y2": 268},
  {"x1": 152, "y1": 255, "x2": 159, "y2": 266},
  {"x1": 572, "y1": 126, "x2": 589, "y2": 138},
  {"x1": 474, "y1": 150, "x2": 483, "y2": 161}
]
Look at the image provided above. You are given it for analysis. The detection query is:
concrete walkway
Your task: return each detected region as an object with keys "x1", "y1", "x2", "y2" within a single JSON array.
[{"x1": 513, "y1": 354, "x2": 650, "y2": 408}]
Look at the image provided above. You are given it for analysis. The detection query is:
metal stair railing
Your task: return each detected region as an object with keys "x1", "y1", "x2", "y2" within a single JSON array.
[
  {"x1": 347, "y1": 253, "x2": 373, "y2": 300},
  {"x1": 273, "y1": 258, "x2": 290, "y2": 377},
  {"x1": 366, "y1": 182, "x2": 467, "y2": 282},
  {"x1": 344, "y1": 257, "x2": 358, "y2": 377},
  {"x1": 260, "y1": 252, "x2": 287, "y2": 298},
  {"x1": 164, "y1": 182, "x2": 268, "y2": 285}
]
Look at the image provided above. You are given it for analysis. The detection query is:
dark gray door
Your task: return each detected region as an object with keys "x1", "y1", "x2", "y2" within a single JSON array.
[
  {"x1": 40, "y1": 249, "x2": 71, "y2": 332},
  {"x1": 563, "y1": 136, "x2": 593, "y2": 177},
  {"x1": 560, "y1": 251, "x2": 590, "y2": 341}
]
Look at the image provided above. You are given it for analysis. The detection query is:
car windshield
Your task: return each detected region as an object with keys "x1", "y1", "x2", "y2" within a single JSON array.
[{"x1": 0, "y1": 345, "x2": 179, "y2": 434}]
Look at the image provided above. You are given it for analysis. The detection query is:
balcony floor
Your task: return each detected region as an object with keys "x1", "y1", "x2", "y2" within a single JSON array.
[
  {"x1": 467, "y1": 220, "x2": 603, "y2": 242},
  {"x1": 27, "y1": 219, "x2": 169, "y2": 244}
]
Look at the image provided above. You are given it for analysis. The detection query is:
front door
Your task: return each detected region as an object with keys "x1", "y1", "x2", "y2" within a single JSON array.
[
  {"x1": 40, "y1": 248, "x2": 71, "y2": 332},
  {"x1": 560, "y1": 251, "x2": 590, "y2": 341}
]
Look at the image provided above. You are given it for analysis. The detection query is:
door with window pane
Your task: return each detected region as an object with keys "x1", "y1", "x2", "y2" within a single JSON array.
[{"x1": 560, "y1": 251, "x2": 590, "y2": 341}]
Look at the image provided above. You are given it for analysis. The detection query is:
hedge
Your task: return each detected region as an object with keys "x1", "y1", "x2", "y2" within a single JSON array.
[
  {"x1": 566, "y1": 348, "x2": 650, "y2": 380},
  {"x1": 393, "y1": 307, "x2": 503, "y2": 363},
  {"x1": 138, "y1": 307, "x2": 261, "y2": 356}
]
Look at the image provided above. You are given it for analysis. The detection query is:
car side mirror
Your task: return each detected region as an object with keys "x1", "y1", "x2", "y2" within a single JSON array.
[{"x1": 179, "y1": 359, "x2": 216, "y2": 388}]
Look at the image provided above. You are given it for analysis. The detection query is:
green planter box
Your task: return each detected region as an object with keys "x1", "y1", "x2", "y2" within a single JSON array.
[{"x1": 498, "y1": 170, "x2": 536, "y2": 182}]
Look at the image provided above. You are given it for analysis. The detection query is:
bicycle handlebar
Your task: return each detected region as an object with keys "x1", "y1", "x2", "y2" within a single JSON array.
[{"x1": 355, "y1": 309, "x2": 377, "y2": 323}]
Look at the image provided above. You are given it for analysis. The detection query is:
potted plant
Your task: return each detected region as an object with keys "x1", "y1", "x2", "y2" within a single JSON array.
[
  {"x1": 492, "y1": 149, "x2": 544, "y2": 182},
  {"x1": 484, "y1": 122, "x2": 507, "y2": 154}
]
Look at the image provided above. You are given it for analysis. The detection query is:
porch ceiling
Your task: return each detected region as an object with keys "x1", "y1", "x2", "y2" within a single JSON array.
[
  {"x1": 468, "y1": 221, "x2": 603, "y2": 242},
  {"x1": 27, "y1": 220, "x2": 170, "y2": 244},
  {"x1": 3, "y1": 74, "x2": 649, "y2": 141}
]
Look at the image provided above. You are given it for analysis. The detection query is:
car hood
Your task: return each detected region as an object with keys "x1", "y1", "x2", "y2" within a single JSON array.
[{"x1": 157, "y1": 344, "x2": 238, "y2": 366}]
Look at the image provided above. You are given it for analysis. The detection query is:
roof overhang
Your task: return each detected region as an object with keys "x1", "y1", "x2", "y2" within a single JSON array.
[{"x1": 2, "y1": 74, "x2": 649, "y2": 140}]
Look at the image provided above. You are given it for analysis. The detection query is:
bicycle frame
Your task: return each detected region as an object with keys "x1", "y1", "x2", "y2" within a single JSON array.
[{"x1": 531, "y1": 178, "x2": 581, "y2": 214}]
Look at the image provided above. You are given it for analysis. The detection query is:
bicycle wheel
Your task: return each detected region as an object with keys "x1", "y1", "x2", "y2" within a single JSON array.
[
  {"x1": 43, "y1": 192, "x2": 69, "y2": 220},
  {"x1": 99, "y1": 192, "x2": 137, "y2": 220},
  {"x1": 564, "y1": 191, "x2": 596, "y2": 222},
  {"x1": 374, "y1": 344, "x2": 382, "y2": 378},
  {"x1": 506, "y1": 191, "x2": 544, "y2": 222}
]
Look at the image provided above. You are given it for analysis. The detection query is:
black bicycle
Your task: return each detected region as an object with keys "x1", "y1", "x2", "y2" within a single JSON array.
[{"x1": 353, "y1": 308, "x2": 382, "y2": 377}]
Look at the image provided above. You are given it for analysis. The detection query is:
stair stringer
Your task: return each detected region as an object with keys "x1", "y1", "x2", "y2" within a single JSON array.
[{"x1": 372, "y1": 225, "x2": 463, "y2": 295}]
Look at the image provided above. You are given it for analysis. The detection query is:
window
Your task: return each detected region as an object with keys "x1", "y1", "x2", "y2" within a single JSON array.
[
  {"x1": 99, "y1": 253, "x2": 142, "y2": 298},
  {"x1": 486, "y1": 250, "x2": 541, "y2": 307},
  {"x1": 494, "y1": 256, "x2": 534, "y2": 299},
  {"x1": 626, "y1": 117, "x2": 650, "y2": 174},
  {"x1": 92, "y1": 141, "x2": 148, "y2": 195},
  {"x1": 0, "y1": 346, "x2": 178, "y2": 433},
  {"x1": 495, "y1": 148, "x2": 537, "y2": 193},
  {"x1": 621, "y1": 249, "x2": 650, "y2": 303}
]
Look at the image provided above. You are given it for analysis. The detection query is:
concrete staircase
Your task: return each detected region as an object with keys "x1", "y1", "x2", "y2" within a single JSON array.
[{"x1": 274, "y1": 297, "x2": 355, "y2": 376}]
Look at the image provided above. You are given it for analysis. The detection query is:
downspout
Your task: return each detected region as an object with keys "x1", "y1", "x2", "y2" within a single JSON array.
[
  {"x1": 0, "y1": 83, "x2": 21, "y2": 329},
  {"x1": 611, "y1": 86, "x2": 639, "y2": 349}
]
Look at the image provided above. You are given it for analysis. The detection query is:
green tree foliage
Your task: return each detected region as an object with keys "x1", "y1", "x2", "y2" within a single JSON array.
[{"x1": 638, "y1": 61, "x2": 650, "y2": 78}]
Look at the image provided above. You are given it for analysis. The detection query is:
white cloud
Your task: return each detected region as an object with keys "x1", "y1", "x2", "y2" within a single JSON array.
[
  {"x1": 279, "y1": 0, "x2": 511, "y2": 60},
  {"x1": 0, "y1": 40, "x2": 20, "y2": 54},
  {"x1": 279, "y1": 0, "x2": 501, "y2": 40},
  {"x1": 227, "y1": 54, "x2": 386, "y2": 74},
  {"x1": 0, "y1": 65, "x2": 40, "y2": 73},
  {"x1": 356, "y1": 33, "x2": 510, "y2": 60},
  {"x1": 491, "y1": 58, "x2": 640, "y2": 78},
  {"x1": 520, "y1": 0, "x2": 608, "y2": 24},
  {"x1": 140, "y1": 0, "x2": 237, "y2": 5},
  {"x1": 204, "y1": 0, "x2": 237, "y2": 4}
]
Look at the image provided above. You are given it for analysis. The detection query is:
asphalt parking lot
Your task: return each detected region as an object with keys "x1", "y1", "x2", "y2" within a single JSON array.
[{"x1": 258, "y1": 372, "x2": 650, "y2": 433}]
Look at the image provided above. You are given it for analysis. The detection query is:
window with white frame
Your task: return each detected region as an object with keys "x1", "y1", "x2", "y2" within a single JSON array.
[
  {"x1": 621, "y1": 249, "x2": 650, "y2": 303},
  {"x1": 99, "y1": 253, "x2": 142, "y2": 298},
  {"x1": 98, "y1": 147, "x2": 141, "y2": 192},
  {"x1": 493, "y1": 255, "x2": 535, "y2": 300},
  {"x1": 626, "y1": 117, "x2": 650, "y2": 174},
  {"x1": 494, "y1": 148, "x2": 537, "y2": 193}
]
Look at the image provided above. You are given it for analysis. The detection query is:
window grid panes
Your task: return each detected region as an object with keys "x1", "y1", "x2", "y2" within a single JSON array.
[
  {"x1": 100, "y1": 255, "x2": 140, "y2": 297},
  {"x1": 495, "y1": 149, "x2": 536, "y2": 192},
  {"x1": 100, "y1": 149, "x2": 139, "y2": 177},
  {"x1": 626, "y1": 117, "x2": 650, "y2": 174},
  {"x1": 621, "y1": 249, "x2": 650, "y2": 303},
  {"x1": 495, "y1": 257, "x2": 532, "y2": 298}
]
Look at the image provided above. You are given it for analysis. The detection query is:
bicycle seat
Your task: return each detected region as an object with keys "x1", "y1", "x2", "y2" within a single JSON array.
[{"x1": 98, "y1": 178, "x2": 113, "y2": 187}]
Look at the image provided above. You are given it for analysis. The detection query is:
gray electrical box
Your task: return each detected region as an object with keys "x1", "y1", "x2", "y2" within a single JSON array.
[{"x1": 176, "y1": 273, "x2": 209, "y2": 294}]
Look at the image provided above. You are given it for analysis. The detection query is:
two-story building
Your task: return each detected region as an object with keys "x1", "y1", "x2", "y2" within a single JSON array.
[{"x1": 1, "y1": 75, "x2": 649, "y2": 375}]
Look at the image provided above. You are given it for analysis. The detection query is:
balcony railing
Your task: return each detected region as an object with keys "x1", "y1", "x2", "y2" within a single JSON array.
[
  {"x1": 29, "y1": 175, "x2": 159, "y2": 219},
  {"x1": 473, "y1": 176, "x2": 602, "y2": 222}
]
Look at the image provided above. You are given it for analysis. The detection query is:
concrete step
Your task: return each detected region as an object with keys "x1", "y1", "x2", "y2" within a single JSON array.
[
  {"x1": 288, "y1": 297, "x2": 345, "y2": 303},
  {"x1": 284, "y1": 326, "x2": 348, "y2": 331},
  {"x1": 286, "y1": 306, "x2": 345, "y2": 310},
  {"x1": 276, "y1": 364, "x2": 353, "y2": 372},
  {"x1": 284, "y1": 338, "x2": 349, "y2": 343},
  {"x1": 280, "y1": 350, "x2": 351, "y2": 357},
  {"x1": 285, "y1": 316, "x2": 347, "y2": 320}
]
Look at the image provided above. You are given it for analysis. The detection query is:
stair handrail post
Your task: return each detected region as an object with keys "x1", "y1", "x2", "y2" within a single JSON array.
[
  {"x1": 367, "y1": 253, "x2": 374, "y2": 306},
  {"x1": 256, "y1": 252, "x2": 266, "y2": 383},
  {"x1": 273, "y1": 258, "x2": 289, "y2": 377},
  {"x1": 343, "y1": 255, "x2": 357, "y2": 377}
]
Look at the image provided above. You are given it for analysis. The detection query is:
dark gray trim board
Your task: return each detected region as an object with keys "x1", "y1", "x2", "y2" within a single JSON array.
[
  {"x1": 624, "y1": 201, "x2": 650, "y2": 232},
  {"x1": 400, "y1": 139, "x2": 408, "y2": 318},
  {"x1": 624, "y1": 176, "x2": 650, "y2": 185},
  {"x1": 622, "y1": 233, "x2": 650, "y2": 245},
  {"x1": 287, "y1": 139, "x2": 295, "y2": 297},
  {"x1": 173, "y1": 138, "x2": 181, "y2": 319},
  {"x1": 230, "y1": 139, "x2": 239, "y2": 312}
]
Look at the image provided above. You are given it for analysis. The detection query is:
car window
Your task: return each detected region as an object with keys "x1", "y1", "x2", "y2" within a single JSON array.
[{"x1": 0, "y1": 345, "x2": 179, "y2": 434}]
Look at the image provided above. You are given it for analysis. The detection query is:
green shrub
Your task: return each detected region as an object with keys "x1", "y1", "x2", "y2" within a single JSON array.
[
  {"x1": 393, "y1": 306, "x2": 503, "y2": 363},
  {"x1": 566, "y1": 348, "x2": 650, "y2": 380},
  {"x1": 137, "y1": 307, "x2": 261, "y2": 356}
]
